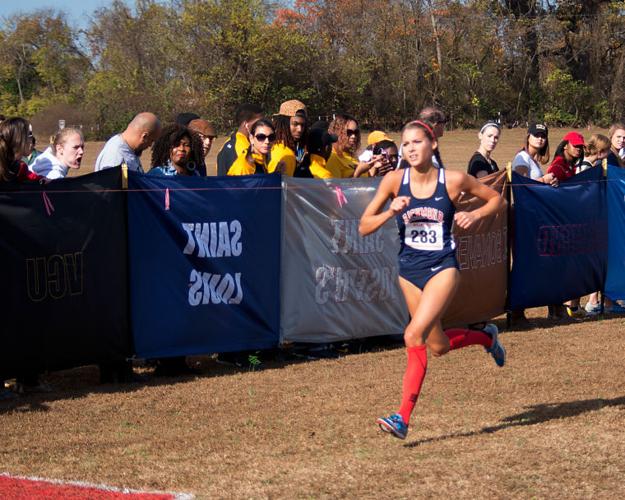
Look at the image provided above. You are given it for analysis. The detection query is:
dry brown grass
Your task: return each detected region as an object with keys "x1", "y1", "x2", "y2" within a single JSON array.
[
  {"x1": 2, "y1": 310, "x2": 625, "y2": 498},
  {"x1": 7, "y1": 128, "x2": 623, "y2": 498}
]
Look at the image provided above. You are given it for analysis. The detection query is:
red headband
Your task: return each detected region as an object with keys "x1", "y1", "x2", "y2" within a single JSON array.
[{"x1": 408, "y1": 120, "x2": 436, "y2": 140}]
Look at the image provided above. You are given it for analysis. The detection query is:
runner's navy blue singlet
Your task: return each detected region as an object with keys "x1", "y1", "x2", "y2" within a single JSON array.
[{"x1": 396, "y1": 167, "x2": 459, "y2": 289}]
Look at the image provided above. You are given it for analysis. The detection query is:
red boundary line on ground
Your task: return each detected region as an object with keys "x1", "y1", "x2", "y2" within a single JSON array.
[{"x1": 0, "y1": 473, "x2": 193, "y2": 499}]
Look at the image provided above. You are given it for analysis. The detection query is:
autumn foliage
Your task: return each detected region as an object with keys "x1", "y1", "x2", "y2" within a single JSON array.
[{"x1": 1, "y1": 0, "x2": 624, "y2": 138}]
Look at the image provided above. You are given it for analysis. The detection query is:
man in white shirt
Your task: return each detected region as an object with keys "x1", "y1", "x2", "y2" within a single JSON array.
[{"x1": 95, "y1": 112, "x2": 161, "y2": 172}]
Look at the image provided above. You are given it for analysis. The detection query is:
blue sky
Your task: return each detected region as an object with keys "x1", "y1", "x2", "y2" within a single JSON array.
[{"x1": 0, "y1": 0, "x2": 131, "y2": 26}]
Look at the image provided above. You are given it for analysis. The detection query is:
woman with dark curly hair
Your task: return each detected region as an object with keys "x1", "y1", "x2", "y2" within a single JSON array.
[
  {"x1": 148, "y1": 124, "x2": 203, "y2": 177},
  {"x1": 326, "y1": 113, "x2": 361, "y2": 177}
]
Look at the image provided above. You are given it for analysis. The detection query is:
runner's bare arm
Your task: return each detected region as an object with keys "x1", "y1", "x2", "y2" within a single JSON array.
[
  {"x1": 446, "y1": 170, "x2": 506, "y2": 230},
  {"x1": 359, "y1": 170, "x2": 407, "y2": 236}
]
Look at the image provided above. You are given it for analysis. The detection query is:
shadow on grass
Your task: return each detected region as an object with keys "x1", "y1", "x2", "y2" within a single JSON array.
[
  {"x1": 0, "y1": 336, "x2": 405, "y2": 415},
  {"x1": 404, "y1": 395, "x2": 625, "y2": 448}
]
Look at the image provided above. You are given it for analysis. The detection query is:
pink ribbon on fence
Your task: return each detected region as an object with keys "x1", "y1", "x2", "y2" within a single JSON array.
[
  {"x1": 334, "y1": 186, "x2": 348, "y2": 208},
  {"x1": 42, "y1": 192, "x2": 55, "y2": 216},
  {"x1": 165, "y1": 188, "x2": 170, "y2": 210}
]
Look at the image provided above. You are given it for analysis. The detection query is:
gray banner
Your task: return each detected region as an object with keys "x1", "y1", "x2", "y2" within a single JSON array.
[{"x1": 280, "y1": 177, "x2": 408, "y2": 343}]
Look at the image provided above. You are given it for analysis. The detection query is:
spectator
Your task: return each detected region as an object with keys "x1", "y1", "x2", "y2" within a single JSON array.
[
  {"x1": 148, "y1": 126, "x2": 204, "y2": 376},
  {"x1": 509, "y1": 123, "x2": 556, "y2": 326},
  {"x1": 216, "y1": 104, "x2": 263, "y2": 176},
  {"x1": 22, "y1": 125, "x2": 41, "y2": 166},
  {"x1": 511, "y1": 123, "x2": 558, "y2": 186},
  {"x1": 227, "y1": 118, "x2": 275, "y2": 175},
  {"x1": 367, "y1": 139, "x2": 399, "y2": 177},
  {"x1": 467, "y1": 122, "x2": 501, "y2": 178},
  {"x1": 149, "y1": 124, "x2": 203, "y2": 177},
  {"x1": 30, "y1": 128, "x2": 84, "y2": 180},
  {"x1": 303, "y1": 125, "x2": 338, "y2": 178},
  {"x1": 606, "y1": 122, "x2": 625, "y2": 167},
  {"x1": 358, "y1": 131, "x2": 391, "y2": 163},
  {"x1": 578, "y1": 134, "x2": 609, "y2": 173},
  {"x1": 584, "y1": 126, "x2": 625, "y2": 315},
  {"x1": 97, "y1": 114, "x2": 160, "y2": 383},
  {"x1": 95, "y1": 112, "x2": 161, "y2": 173},
  {"x1": 326, "y1": 113, "x2": 362, "y2": 177},
  {"x1": 547, "y1": 132, "x2": 585, "y2": 182},
  {"x1": 0, "y1": 117, "x2": 42, "y2": 398},
  {"x1": 545, "y1": 132, "x2": 587, "y2": 319},
  {"x1": 187, "y1": 119, "x2": 217, "y2": 176},
  {"x1": 0, "y1": 117, "x2": 40, "y2": 183},
  {"x1": 269, "y1": 100, "x2": 308, "y2": 176},
  {"x1": 582, "y1": 135, "x2": 611, "y2": 314}
]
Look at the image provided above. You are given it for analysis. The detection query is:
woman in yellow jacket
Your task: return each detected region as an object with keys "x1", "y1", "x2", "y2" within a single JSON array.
[
  {"x1": 326, "y1": 114, "x2": 378, "y2": 177},
  {"x1": 227, "y1": 119, "x2": 276, "y2": 175}
]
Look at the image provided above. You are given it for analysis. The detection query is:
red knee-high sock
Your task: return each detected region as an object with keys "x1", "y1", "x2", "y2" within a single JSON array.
[
  {"x1": 444, "y1": 328, "x2": 492, "y2": 350},
  {"x1": 398, "y1": 345, "x2": 427, "y2": 425}
]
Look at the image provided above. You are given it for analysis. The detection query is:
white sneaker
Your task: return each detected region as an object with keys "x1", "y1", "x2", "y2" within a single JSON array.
[{"x1": 584, "y1": 302, "x2": 602, "y2": 315}]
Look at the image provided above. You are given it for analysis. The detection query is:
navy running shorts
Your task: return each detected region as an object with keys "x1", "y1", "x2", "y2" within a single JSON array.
[{"x1": 398, "y1": 254, "x2": 459, "y2": 290}]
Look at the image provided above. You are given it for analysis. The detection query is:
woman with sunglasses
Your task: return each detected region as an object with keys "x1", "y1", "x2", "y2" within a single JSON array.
[
  {"x1": 228, "y1": 118, "x2": 276, "y2": 175},
  {"x1": 326, "y1": 113, "x2": 367, "y2": 178},
  {"x1": 359, "y1": 120, "x2": 506, "y2": 440},
  {"x1": 511, "y1": 123, "x2": 558, "y2": 186}
]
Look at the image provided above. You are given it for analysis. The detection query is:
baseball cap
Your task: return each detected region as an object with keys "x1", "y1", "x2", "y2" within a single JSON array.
[
  {"x1": 188, "y1": 119, "x2": 217, "y2": 138},
  {"x1": 367, "y1": 130, "x2": 391, "y2": 146},
  {"x1": 562, "y1": 131, "x2": 585, "y2": 147},
  {"x1": 528, "y1": 122, "x2": 548, "y2": 136},
  {"x1": 276, "y1": 100, "x2": 307, "y2": 117}
]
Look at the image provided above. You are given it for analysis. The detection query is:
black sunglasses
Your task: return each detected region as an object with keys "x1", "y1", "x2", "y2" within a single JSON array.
[
  {"x1": 254, "y1": 133, "x2": 276, "y2": 142},
  {"x1": 346, "y1": 128, "x2": 360, "y2": 137}
]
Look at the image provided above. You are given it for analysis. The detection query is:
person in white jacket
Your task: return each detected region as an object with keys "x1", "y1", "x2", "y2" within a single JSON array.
[{"x1": 30, "y1": 128, "x2": 84, "y2": 179}]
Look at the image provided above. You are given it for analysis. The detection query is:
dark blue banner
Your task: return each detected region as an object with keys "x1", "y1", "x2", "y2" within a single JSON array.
[
  {"x1": 128, "y1": 172, "x2": 281, "y2": 358},
  {"x1": 509, "y1": 167, "x2": 607, "y2": 309},
  {"x1": 606, "y1": 165, "x2": 625, "y2": 300}
]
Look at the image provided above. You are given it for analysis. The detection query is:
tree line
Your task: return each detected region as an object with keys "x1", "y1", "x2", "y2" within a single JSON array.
[{"x1": 1, "y1": 0, "x2": 624, "y2": 139}]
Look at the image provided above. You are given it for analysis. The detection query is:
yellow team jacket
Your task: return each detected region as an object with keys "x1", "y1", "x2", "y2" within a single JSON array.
[
  {"x1": 227, "y1": 153, "x2": 268, "y2": 176},
  {"x1": 309, "y1": 154, "x2": 334, "y2": 179},
  {"x1": 267, "y1": 142, "x2": 296, "y2": 176},
  {"x1": 326, "y1": 149, "x2": 357, "y2": 178}
]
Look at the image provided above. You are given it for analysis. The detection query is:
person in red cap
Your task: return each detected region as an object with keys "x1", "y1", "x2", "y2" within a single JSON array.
[
  {"x1": 547, "y1": 131, "x2": 585, "y2": 182},
  {"x1": 546, "y1": 131, "x2": 587, "y2": 319}
]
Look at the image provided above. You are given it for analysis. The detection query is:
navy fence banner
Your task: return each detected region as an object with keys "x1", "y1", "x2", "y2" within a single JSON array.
[
  {"x1": 605, "y1": 165, "x2": 625, "y2": 300},
  {"x1": 0, "y1": 168, "x2": 130, "y2": 377},
  {"x1": 509, "y1": 168, "x2": 607, "y2": 310},
  {"x1": 128, "y1": 172, "x2": 281, "y2": 358}
]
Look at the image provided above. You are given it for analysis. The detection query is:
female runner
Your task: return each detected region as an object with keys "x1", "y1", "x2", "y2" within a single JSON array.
[{"x1": 359, "y1": 120, "x2": 506, "y2": 440}]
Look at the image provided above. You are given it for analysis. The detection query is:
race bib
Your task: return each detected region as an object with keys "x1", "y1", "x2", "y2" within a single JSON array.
[{"x1": 405, "y1": 221, "x2": 443, "y2": 251}]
